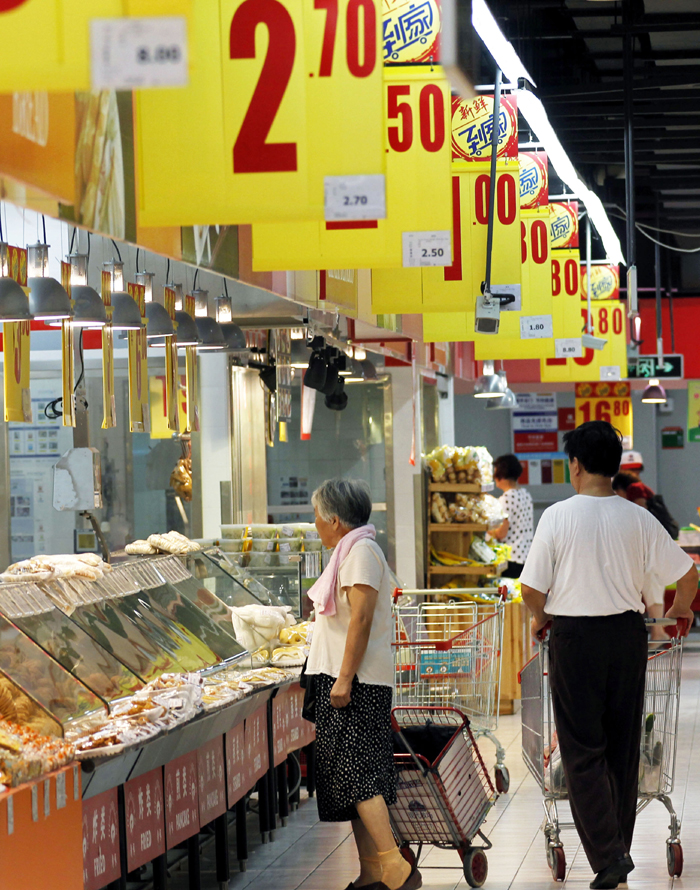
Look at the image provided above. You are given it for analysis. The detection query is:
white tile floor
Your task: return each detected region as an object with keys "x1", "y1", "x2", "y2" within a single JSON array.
[{"x1": 185, "y1": 642, "x2": 700, "y2": 890}]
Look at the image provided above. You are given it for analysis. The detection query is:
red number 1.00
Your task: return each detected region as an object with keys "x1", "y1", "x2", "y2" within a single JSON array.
[{"x1": 231, "y1": 0, "x2": 378, "y2": 174}]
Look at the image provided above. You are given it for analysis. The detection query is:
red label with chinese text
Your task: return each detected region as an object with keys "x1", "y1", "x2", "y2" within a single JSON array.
[
  {"x1": 197, "y1": 737, "x2": 227, "y2": 825},
  {"x1": 226, "y1": 722, "x2": 248, "y2": 808},
  {"x1": 124, "y1": 767, "x2": 165, "y2": 872},
  {"x1": 164, "y1": 751, "x2": 200, "y2": 848},
  {"x1": 83, "y1": 788, "x2": 120, "y2": 890},
  {"x1": 245, "y1": 703, "x2": 269, "y2": 787}
]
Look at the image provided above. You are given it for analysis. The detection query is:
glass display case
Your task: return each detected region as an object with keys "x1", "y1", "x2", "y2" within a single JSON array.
[{"x1": 201, "y1": 548, "x2": 304, "y2": 618}]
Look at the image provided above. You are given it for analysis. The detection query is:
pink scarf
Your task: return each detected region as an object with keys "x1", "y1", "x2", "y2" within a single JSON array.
[{"x1": 307, "y1": 524, "x2": 376, "y2": 617}]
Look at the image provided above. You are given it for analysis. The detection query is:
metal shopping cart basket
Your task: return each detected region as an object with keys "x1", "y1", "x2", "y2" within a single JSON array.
[
  {"x1": 520, "y1": 625, "x2": 684, "y2": 882},
  {"x1": 390, "y1": 706, "x2": 498, "y2": 888},
  {"x1": 392, "y1": 588, "x2": 510, "y2": 792}
]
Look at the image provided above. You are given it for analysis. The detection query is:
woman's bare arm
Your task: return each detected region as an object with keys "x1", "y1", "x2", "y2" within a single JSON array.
[{"x1": 331, "y1": 584, "x2": 379, "y2": 708}]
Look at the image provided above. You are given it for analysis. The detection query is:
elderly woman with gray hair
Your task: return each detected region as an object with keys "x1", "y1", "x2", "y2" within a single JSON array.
[{"x1": 305, "y1": 479, "x2": 420, "y2": 890}]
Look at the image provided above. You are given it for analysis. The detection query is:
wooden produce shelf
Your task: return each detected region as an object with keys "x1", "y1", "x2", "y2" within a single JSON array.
[
  {"x1": 429, "y1": 482, "x2": 494, "y2": 493},
  {"x1": 428, "y1": 561, "x2": 507, "y2": 576},
  {"x1": 429, "y1": 523, "x2": 489, "y2": 532}
]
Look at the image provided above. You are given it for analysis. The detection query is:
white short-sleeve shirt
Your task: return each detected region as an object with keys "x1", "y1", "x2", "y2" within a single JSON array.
[
  {"x1": 306, "y1": 539, "x2": 394, "y2": 686},
  {"x1": 520, "y1": 494, "x2": 694, "y2": 616}
]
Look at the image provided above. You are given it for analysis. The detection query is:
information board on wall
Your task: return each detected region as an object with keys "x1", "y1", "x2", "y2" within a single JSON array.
[{"x1": 574, "y1": 381, "x2": 632, "y2": 449}]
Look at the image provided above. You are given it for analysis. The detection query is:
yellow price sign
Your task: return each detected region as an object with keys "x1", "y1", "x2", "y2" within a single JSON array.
[
  {"x1": 127, "y1": 283, "x2": 149, "y2": 433},
  {"x1": 136, "y1": 0, "x2": 384, "y2": 226},
  {"x1": 575, "y1": 381, "x2": 632, "y2": 448},
  {"x1": 541, "y1": 301, "x2": 628, "y2": 383},
  {"x1": 3, "y1": 319, "x2": 31, "y2": 423},
  {"x1": 101, "y1": 270, "x2": 116, "y2": 429},
  {"x1": 252, "y1": 64, "x2": 451, "y2": 270},
  {"x1": 0, "y1": 0, "x2": 190, "y2": 92}
]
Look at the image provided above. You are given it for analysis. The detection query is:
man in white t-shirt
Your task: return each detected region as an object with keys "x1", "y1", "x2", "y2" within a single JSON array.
[{"x1": 521, "y1": 421, "x2": 697, "y2": 890}]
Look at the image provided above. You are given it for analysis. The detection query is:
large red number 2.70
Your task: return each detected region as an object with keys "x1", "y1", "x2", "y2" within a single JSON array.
[
  {"x1": 230, "y1": 0, "x2": 297, "y2": 174},
  {"x1": 231, "y1": 0, "x2": 377, "y2": 174}
]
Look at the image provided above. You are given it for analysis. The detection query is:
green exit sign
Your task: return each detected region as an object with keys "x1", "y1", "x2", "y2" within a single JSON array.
[{"x1": 628, "y1": 354, "x2": 683, "y2": 380}]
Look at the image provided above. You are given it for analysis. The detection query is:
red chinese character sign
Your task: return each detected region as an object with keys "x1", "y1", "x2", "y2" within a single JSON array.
[
  {"x1": 451, "y1": 94, "x2": 518, "y2": 162},
  {"x1": 165, "y1": 751, "x2": 200, "y2": 848},
  {"x1": 198, "y1": 737, "x2": 227, "y2": 825},
  {"x1": 550, "y1": 201, "x2": 579, "y2": 249},
  {"x1": 124, "y1": 768, "x2": 165, "y2": 872},
  {"x1": 245, "y1": 704, "x2": 270, "y2": 787},
  {"x1": 382, "y1": 0, "x2": 441, "y2": 63},
  {"x1": 83, "y1": 788, "x2": 120, "y2": 890},
  {"x1": 226, "y1": 723, "x2": 248, "y2": 808},
  {"x1": 581, "y1": 264, "x2": 620, "y2": 302},
  {"x1": 519, "y1": 151, "x2": 548, "y2": 209}
]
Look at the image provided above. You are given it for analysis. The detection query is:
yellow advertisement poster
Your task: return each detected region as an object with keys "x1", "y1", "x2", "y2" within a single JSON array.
[
  {"x1": 135, "y1": 0, "x2": 384, "y2": 226},
  {"x1": 163, "y1": 286, "x2": 180, "y2": 433},
  {"x1": 185, "y1": 346, "x2": 199, "y2": 433},
  {"x1": 101, "y1": 269, "x2": 116, "y2": 429},
  {"x1": 149, "y1": 375, "x2": 188, "y2": 439},
  {"x1": 575, "y1": 381, "x2": 632, "y2": 449},
  {"x1": 252, "y1": 65, "x2": 452, "y2": 270},
  {"x1": 541, "y1": 301, "x2": 628, "y2": 383},
  {"x1": 3, "y1": 319, "x2": 32, "y2": 423},
  {"x1": 0, "y1": 0, "x2": 191, "y2": 93},
  {"x1": 60, "y1": 261, "x2": 76, "y2": 427},
  {"x1": 127, "y1": 282, "x2": 149, "y2": 433}
]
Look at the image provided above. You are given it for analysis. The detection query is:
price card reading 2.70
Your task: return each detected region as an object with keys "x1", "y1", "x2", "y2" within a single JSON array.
[
  {"x1": 402, "y1": 231, "x2": 452, "y2": 268},
  {"x1": 324, "y1": 175, "x2": 386, "y2": 221},
  {"x1": 520, "y1": 315, "x2": 553, "y2": 340}
]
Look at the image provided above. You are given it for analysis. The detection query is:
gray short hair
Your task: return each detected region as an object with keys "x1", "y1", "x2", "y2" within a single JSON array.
[{"x1": 312, "y1": 478, "x2": 372, "y2": 529}]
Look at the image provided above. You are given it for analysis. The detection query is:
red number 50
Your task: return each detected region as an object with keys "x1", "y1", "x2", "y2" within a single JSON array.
[{"x1": 231, "y1": 0, "x2": 377, "y2": 174}]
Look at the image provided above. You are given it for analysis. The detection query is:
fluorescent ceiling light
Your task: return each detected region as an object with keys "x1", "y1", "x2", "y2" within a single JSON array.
[{"x1": 472, "y1": 0, "x2": 535, "y2": 85}]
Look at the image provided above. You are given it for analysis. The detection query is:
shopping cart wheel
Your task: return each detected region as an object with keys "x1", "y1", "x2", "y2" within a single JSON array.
[
  {"x1": 547, "y1": 846, "x2": 566, "y2": 882},
  {"x1": 494, "y1": 765, "x2": 510, "y2": 794},
  {"x1": 399, "y1": 845, "x2": 417, "y2": 869},
  {"x1": 667, "y1": 842, "x2": 683, "y2": 877},
  {"x1": 462, "y1": 848, "x2": 488, "y2": 888}
]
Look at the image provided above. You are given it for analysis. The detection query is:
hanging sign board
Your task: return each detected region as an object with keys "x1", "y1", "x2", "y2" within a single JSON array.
[
  {"x1": 251, "y1": 65, "x2": 452, "y2": 271},
  {"x1": 101, "y1": 270, "x2": 116, "y2": 429},
  {"x1": 60, "y1": 261, "x2": 76, "y2": 428},
  {"x1": 3, "y1": 319, "x2": 32, "y2": 423},
  {"x1": 163, "y1": 286, "x2": 180, "y2": 434},
  {"x1": 581, "y1": 263, "x2": 620, "y2": 302},
  {"x1": 550, "y1": 201, "x2": 579, "y2": 249},
  {"x1": 183, "y1": 293, "x2": 199, "y2": 433},
  {"x1": 382, "y1": 0, "x2": 441, "y2": 63},
  {"x1": 135, "y1": 0, "x2": 385, "y2": 226},
  {"x1": 519, "y1": 151, "x2": 548, "y2": 209},
  {"x1": 451, "y1": 94, "x2": 518, "y2": 161},
  {"x1": 628, "y1": 354, "x2": 683, "y2": 380},
  {"x1": 541, "y1": 301, "x2": 628, "y2": 383},
  {"x1": 127, "y1": 282, "x2": 149, "y2": 433},
  {"x1": 575, "y1": 381, "x2": 633, "y2": 449},
  {"x1": 0, "y1": 0, "x2": 191, "y2": 93}
]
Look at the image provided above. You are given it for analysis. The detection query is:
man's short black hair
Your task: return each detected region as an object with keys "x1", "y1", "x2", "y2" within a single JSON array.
[
  {"x1": 563, "y1": 421, "x2": 623, "y2": 478},
  {"x1": 612, "y1": 471, "x2": 635, "y2": 492},
  {"x1": 493, "y1": 454, "x2": 524, "y2": 482}
]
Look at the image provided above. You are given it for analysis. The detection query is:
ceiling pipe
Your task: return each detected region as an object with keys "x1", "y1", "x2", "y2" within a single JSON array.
[{"x1": 623, "y1": 0, "x2": 638, "y2": 326}]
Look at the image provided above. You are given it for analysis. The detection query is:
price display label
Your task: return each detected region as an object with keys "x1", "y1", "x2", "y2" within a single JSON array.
[
  {"x1": 520, "y1": 315, "x2": 553, "y2": 340},
  {"x1": 542, "y1": 302, "x2": 628, "y2": 383},
  {"x1": 575, "y1": 382, "x2": 632, "y2": 448},
  {"x1": 402, "y1": 231, "x2": 451, "y2": 267},
  {"x1": 324, "y1": 175, "x2": 386, "y2": 221},
  {"x1": 555, "y1": 338, "x2": 582, "y2": 358},
  {"x1": 90, "y1": 17, "x2": 188, "y2": 90}
]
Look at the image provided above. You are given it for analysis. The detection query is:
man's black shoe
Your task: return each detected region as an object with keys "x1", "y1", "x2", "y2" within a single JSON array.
[{"x1": 590, "y1": 855, "x2": 635, "y2": 890}]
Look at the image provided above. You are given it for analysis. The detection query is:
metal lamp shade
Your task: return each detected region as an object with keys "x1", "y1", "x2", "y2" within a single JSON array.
[
  {"x1": 221, "y1": 322, "x2": 247, "y2": 350},
  {"x1": 110, "y1": 292, "x2": 143, "y2": 331},
  {"x1": 486, "y1": 388, "x2": 517, "y2": 409},
  {"x1": 174, "y1": 311, "x2": 200, "y2": 346},
  {"x1": 71, "y1": 286, "x2": 107, "y2": 328},
  {"x1": 146, "y1": 301, "x2": 175, "y2": 338},
  {"x1": 641, "y1": 379, "x2": 667, "y2": 404},
  {"x1": 473, "y1": 361, "x2": 506, "y2": 399},
  {"x1": 0, "y1": 278, "x2": 32, "y2": 322},
  {"x1": 28, "y1": 277, "x2": 73, "y2": 321},
  {"x1": 195, "y1": 316, "x2": 226, "y2": 350}
]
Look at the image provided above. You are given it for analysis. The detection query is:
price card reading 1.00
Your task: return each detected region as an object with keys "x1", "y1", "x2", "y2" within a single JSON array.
[
  {"x1": 402, "y1": 231, "x2": 452, "y2": 268},
  {"x1": 555, "y1": 338, "x2": 582, "y2": 359},
  {"x1": 324, "y1": 175, "x2": 386, "y2": 221},
  {"x1": 90, "y1": 17, "x2": 188, "y2": 90},
  {"x1": 520, "y1": 315, "x2": 553, "y2": 340}
]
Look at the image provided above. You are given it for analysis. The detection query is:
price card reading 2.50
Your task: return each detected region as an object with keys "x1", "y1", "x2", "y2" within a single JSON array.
[
  {"x1": 520, "y1": 315, "x2": 553, "y2": 340},
  {"x1": 402, "y1": 231, "x2": 452, "y2": 267}
]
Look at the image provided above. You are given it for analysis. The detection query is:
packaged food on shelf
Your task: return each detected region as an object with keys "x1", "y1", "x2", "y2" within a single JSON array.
[
  {"x1": 279, "y1": 622, "x2": 312, "y2": 645},
  {"x1": 230, "y1": 604, "x2": 295, "y2": 651},
  {"x1": 431, "y1": 493, "x2": 450, "y2": 523},
  {"x1": 220, "y1": 525, "x2": 247, "y2": 539},
  {"x1": 425, "y1": 445, "x2": 494, "y2": 485},
  {"x1": 0, "y1": 719, "x2": 75, "y2": 789},
  {"x1": 248, "y1": 525, "x2": 278, "y2": 540},
  {"x1": 270, "y1": 645, "x2": 307, "y2": 667},
  {"x1": 1, "y1": 552, "x2": 111, "y2": 583},
  {"x1": 147, "y1": 531, "x2": 201, "y2": 555}
]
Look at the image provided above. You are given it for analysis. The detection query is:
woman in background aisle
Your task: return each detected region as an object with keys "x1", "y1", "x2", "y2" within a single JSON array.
[
  {"x1": 489, "y1": 454, "x2": 534, "y2": 578},
  {"x1": 306, "y1": 479, "x2": 421, "y2": 890}
]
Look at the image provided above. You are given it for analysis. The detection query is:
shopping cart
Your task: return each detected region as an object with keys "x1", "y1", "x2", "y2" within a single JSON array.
[
  {"x1": 392, "y1": 588, "x2": 510, "y2": 792},
  {"x1": 389, "y1": 706, "x2": 498, "y2": 888},
  {"x1": 520, "y1": 622, "x2": 685, "y2": 882}
]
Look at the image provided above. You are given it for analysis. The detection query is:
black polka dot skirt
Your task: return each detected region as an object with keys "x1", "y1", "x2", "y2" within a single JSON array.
[{"x1": 314, "y1": 673, "x2": 398, "y2": 822}]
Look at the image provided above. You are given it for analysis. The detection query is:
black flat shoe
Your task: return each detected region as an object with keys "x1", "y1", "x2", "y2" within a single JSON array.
[{"x1": 590, "y1": 855, "x2": 635, "y2": 890}]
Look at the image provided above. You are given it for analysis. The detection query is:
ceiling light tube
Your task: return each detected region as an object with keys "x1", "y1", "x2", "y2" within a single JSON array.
[{"x1": 471, "y1": 0, "x2": 535, "y2": 85}]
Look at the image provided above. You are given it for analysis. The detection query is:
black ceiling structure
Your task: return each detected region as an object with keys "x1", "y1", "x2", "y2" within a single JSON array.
[{"x1": 475, "y1": 0, "x2": 700, "y2": 293}]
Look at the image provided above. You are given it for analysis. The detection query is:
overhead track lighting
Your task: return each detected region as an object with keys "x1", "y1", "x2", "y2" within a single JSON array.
[
  {"x1": 0, "y1": 278, "x2": 32, "y2": 322},
  {"x1": 641, "y1": 379, "x2": 667, "y2": 405},
  {"x1": 145, "y1": 301, "x2": 175, "y2": 339},
  {"x1": 27, "y1": 243, "x2": 49, "y2": 278},
  {"x1": 221, "y1": 322, "x2": 247, "y2": 351},
  {"x1": 70, "y1": 286, "x2": 108, "y2": 328},
  {"x1": 110, "y1": 292, "x2": 143, "y2": 331},
  {"x1": 486, "y1": 388, "x2": 517, "y2": 410},
  {"x1": 69, "y1": 253, "x2": 89, "y2": 287},
  {"x1": 473, "y1": 360, "x2": 506, "y2": 399},
  {"x1": 135, "y1": 271, "x2": 155, "y2": 303},
  {"x1": 195, "y1": 316, "x2": 226, "y2": 350},
  {"x1": 28, "y1": 277, "x2": 73, "y2": 322}
]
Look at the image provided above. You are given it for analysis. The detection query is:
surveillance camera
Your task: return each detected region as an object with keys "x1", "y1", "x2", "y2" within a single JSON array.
[
  {"x1": 581, "y1": 333, "x2": 608, "y2": 351},
  {"x1": 474, "y1": 294, "x2": 501, "y2": 335}
]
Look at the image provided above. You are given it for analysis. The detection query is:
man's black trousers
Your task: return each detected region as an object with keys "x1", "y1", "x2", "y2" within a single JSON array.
[{"x1": 549, "y1": 611, "x2": 647, "y2": 874}]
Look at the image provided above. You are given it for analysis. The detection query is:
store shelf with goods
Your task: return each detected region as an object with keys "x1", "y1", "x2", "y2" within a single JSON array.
[
  {"x1": 428, "y1": 562, "x2": 508, "y2": 577},
  {"x1": 429, "y1": 523, "x2": 490, "y2": 533},
  {"x1": 429, "y1": 482, "x2": 495, "y2": 493}
]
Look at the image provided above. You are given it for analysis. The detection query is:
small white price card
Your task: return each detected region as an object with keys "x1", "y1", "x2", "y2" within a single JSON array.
[
  {"x1": 600, "y1": 365, "x2": 621, "y2": 381},
  {"x1": 555, "y1": 338, "x2": 582, "y2": 358},
  {"x1": 520, "y1": 315, "x2": 553, "y2": 339},
  {"x1": 402, "y1": 231, "x2": 452, "y2": 267},
  {"x1": 324, "y1": 175, "x2": 386, "y2": 221},
  {"x1": 91, "y1": 17, "x2": 189, "y2": 90}
]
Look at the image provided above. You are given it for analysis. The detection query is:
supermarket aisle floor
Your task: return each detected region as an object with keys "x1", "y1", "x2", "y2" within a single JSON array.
[{"x1": 172, "y1": 642, "x2": 700, "y2": 890}]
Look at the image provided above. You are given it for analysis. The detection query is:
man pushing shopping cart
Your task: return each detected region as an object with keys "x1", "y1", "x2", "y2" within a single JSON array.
[{"x1": 520, "y1": 420, "x2": 697, "y2": 890}]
